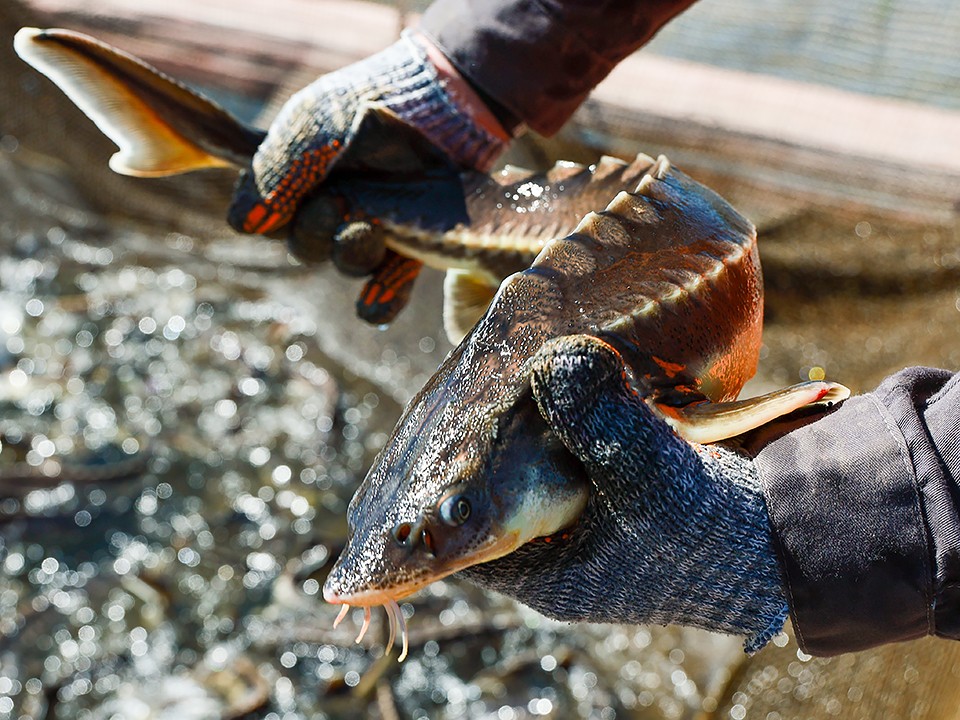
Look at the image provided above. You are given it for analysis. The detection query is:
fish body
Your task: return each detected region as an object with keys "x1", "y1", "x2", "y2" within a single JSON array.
[
  {"x1": 384, "y1": 155, "x2": 656, "y2": 283},
  {"x1": 14, "y1": 27, "x2": 664, "y2": 341},
  {"x1": 322, "y1": 157, "x2": 849, "y2": 630},
  {"x1": 15, "y1": 29, "x2": 851, "y2": 658}
]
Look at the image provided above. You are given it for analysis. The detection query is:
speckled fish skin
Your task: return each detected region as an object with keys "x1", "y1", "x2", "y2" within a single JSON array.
[
  {"x1": 323, "y1": 159, "x2": 762, "y2": 604},
  {"x1": 18, "y1": 29, "x2": 732, "y2": 339},
  {"x1": 377, "y1": 154, "x2": 662, "y2": 282},
  {"x1": 11, "y1": 27, "x2": 667, "y2": 284}
]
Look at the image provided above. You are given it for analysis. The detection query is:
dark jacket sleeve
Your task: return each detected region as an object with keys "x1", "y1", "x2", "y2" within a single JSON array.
[
  {"x1": 756, "y1": 368, "x2": 960, "y2": 655},
  {"x1": 419, "y1": 0, "x2": 698, "y2": 135}
]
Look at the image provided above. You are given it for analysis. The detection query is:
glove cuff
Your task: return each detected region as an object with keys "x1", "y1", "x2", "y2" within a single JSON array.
[
  {"x1": 377, "y1": 32, "x2": 510, "y2": 171},
  {"x1": 745, "y1": 604, "x2": 790, "y2": 653},
  {"x1": 694, "y1": 446, "x2": 788, "y2": 652}
]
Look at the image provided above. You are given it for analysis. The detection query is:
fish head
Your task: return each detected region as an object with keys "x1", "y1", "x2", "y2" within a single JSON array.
[{"x1": 322, "y1": 365, "x2": 589, "y2": 608}]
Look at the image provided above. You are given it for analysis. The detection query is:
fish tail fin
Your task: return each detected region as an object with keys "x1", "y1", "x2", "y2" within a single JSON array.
[{"x1": 14, "y1": 27, "x2": 264, "y2": 177}]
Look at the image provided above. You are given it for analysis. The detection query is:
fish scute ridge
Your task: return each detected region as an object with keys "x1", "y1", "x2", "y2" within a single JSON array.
[{"x1": 575, "y1": 157, "x2": 757, "y2": 329}]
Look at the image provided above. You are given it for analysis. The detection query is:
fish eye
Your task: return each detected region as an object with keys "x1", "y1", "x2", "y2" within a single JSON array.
[{"x1": 439, "y1": 494, "x2": 471, "y2": 526}]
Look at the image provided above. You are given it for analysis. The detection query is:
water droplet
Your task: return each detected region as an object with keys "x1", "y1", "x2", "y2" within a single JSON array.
[{"x1": 25, "y1": 298, "x2": 44, "y2": 317}]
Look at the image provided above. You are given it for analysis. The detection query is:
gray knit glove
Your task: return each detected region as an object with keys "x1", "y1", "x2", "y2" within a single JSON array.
[
  {"x1": 461, "y1": 336, "x2": 789, "y2": 652},
  {"x1": 228, "y1": 31, "x2": 505, "y2": 241}
]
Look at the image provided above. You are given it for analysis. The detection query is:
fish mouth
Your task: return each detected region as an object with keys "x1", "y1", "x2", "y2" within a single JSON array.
[
  {"x1": 321, "y1": 529, "x2": 522, "y2": 662},
  {"x1": 324, "y1": 529, "x2": 521, "y2": 605},
  {"x1": 322, "y1": 582, "x2": 424, "y2": 608}
]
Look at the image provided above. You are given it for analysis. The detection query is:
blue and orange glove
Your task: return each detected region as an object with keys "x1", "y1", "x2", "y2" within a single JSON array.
[
  {"x1": 227, "y1": 32, "x2": 510, "y2": 324},
  {"x1": 461, "y1": 336, "x2": 789, "y2": 652}
]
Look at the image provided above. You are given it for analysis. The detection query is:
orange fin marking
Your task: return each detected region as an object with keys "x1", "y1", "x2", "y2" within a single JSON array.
[
  {"x1": 652, "y1": 356, "x2": 686, "y2": 378},
  {"x1": 652, "y1": 403, "x2": 684, "y2": 421},
  {"x1": 357, "y1": 254, "x2": 423, "y2": 325}
]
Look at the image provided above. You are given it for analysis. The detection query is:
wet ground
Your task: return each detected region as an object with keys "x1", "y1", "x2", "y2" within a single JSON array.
[
  {"x1": 4, "y1": 3, "x2": 960, "y2": 718},
  {"x1": 0, "y1": 143, "x2": 744, "y2": 720},
  {"x1": 2, "y1": 124, "x2": 760, "y2": 718},
  {"x1": 5, "y1": 138, "x2": 960, "y2": 720}
]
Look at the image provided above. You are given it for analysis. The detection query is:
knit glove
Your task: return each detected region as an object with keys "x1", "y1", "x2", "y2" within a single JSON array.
[
  {"x1": 227, "y1": 32, "x2": 508, "y2": 272},
  {"x1": 461, "y1": 335, "x2": 789, "y2": 652}
]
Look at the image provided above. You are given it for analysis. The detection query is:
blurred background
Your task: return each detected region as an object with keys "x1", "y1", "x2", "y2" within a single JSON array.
[{"x1": 1, "y1": 1, "x2": 959, "y2": 718}]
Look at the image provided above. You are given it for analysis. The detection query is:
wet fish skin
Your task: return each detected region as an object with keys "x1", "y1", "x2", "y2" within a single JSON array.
[
  {"x1": 13, "y1": 27, "x2": 675, "y2": 340},
  {"x1": 14, "y1": 29, "x2": 852, "y2": 650},
  {"x1": 324, "y1": 155, "x2": 849, "y2": 610},
  {"x1": 321, "y1": 158, "x2": 762, "y2": 605},
  {"x1": 324, "y1": 373, "x2": 590, "y2": 607}
]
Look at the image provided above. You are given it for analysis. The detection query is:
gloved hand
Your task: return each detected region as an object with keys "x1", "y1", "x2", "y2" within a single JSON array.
[
  {"x1": 460, "y1": 335, "x2": 790, "y2": 652},
  {"x1": 227, "y1": 30, "x2": 509, "y2": 263}
]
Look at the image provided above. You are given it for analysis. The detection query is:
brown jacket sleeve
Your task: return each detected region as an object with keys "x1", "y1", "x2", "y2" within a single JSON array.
[
  {"x1": 419, "y1": 0, "x2": 698, "y2": 135},
  {"x1": 757, "y1": 368, "x2": 960, "y2": 655}
]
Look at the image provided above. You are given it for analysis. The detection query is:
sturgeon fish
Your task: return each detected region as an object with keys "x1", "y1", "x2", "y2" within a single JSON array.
[
  {"x1": 15, "y1": 28, "x2": 850, "y2": 661},
  {"x1": 15, "y1": 27, "x2": 671, "y2": 342},
  {"x1": 322, "y1": 155, "x2": 849, "y2": 659}
]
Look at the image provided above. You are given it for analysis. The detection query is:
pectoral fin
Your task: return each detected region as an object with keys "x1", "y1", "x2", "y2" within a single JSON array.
[
  {"x1": 14, "y1": 27, "x2": 263, "y2": 176},
  {"x1": 653, "y1": 381, "x2": 851, "y2": 444},
  {"x1": 443, "y1": 270, "x2": 499, "y2": 344},
  {"x1": 356, "y1": 251, "x2": 423, "y2": 326}
]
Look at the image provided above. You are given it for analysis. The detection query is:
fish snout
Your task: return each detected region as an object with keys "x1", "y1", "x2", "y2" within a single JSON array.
[
  {"x1": 322, "y1": 557, "x2": 396, "y2": 607},
  {"x1": 322, "y1": 518, "x2": 437, "y2": 607},
  {"x1": 322, "y1": 550, "x2": 385, "y2": 606}
]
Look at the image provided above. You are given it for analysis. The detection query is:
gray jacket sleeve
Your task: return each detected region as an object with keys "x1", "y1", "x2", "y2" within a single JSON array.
[
  {"x1": 757, "y1": 368, "x2": 960, "y2": 655},
  {"x1": 419, "y1": 0, "x2": 697, "y2": 135}
]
